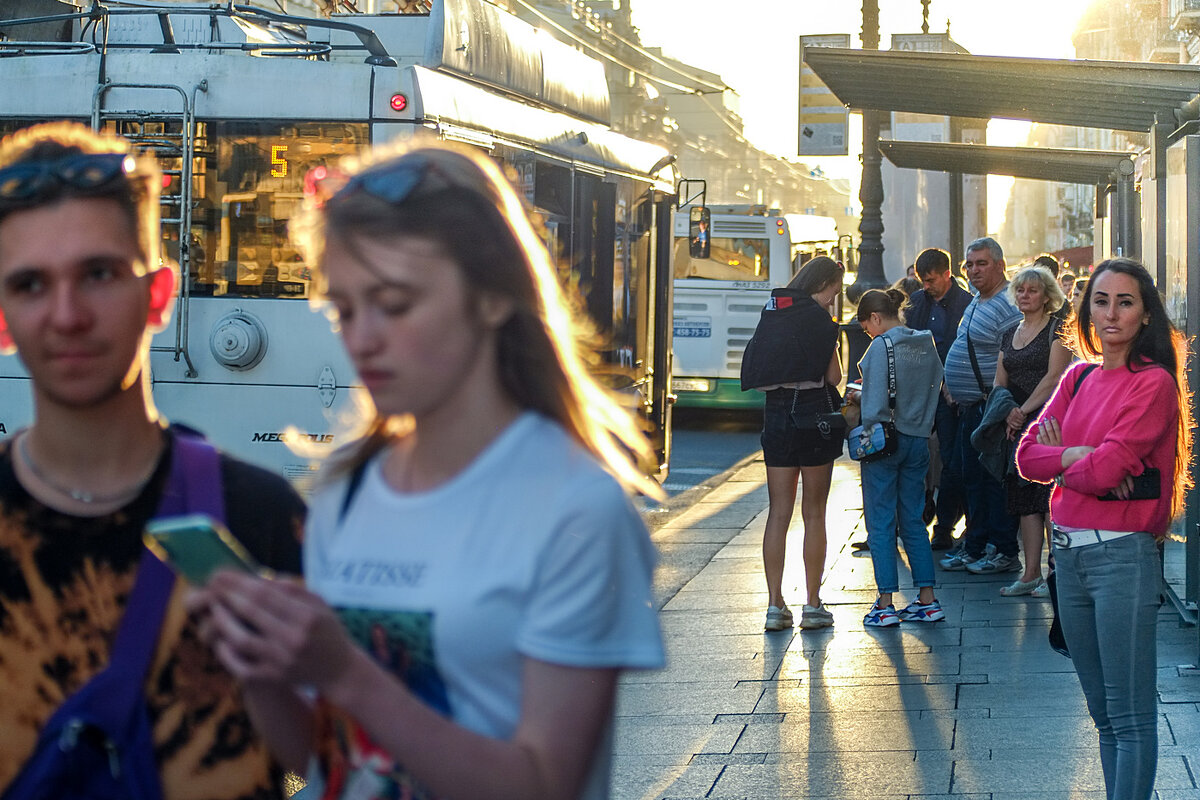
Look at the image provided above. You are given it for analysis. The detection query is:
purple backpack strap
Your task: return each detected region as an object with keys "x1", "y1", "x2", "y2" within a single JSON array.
[{"x1": 104, "y1": 433, "x2": 225, "y2": 714}]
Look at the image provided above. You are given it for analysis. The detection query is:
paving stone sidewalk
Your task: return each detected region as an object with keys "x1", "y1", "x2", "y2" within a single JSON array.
[{"x1": 614, "y1": 456, "x2": 1200, "y2": 800}]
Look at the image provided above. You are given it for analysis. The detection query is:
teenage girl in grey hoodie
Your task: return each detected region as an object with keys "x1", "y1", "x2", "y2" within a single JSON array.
[{"x1": 852, "y1": 289, "x2": 946, "y2": 627}]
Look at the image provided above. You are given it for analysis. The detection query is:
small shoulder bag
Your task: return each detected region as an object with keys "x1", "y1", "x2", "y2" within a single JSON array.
[
  {"x1": 789, "y1": 384, "x2": 847, "y2": 442},
  {"x1": 848, "y1": 336, "x2": 898, "y2": 462}
]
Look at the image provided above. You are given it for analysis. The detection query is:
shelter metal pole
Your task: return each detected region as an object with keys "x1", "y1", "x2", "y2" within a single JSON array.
[
  {"x1": 1114, "y1": 173, "x2": 1136, "y2": 259},
  {"x1": 1185, "y1": 137, "x2": 1200, "y2": 669},
  {"x1": 949, "y1": 172, "x2": 963, "y2": 271},
  {"x1": 1152, "y1": 123, "x2": 1171, "y2": 288},
  {"x1": 948, "y1": 116, "x2": 964, "y2": 272}
]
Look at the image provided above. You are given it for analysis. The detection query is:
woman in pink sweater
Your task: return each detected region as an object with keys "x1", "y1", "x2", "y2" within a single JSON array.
[{"x1": 1016, "y1": 258, "x2": 1192, "y2": 800}]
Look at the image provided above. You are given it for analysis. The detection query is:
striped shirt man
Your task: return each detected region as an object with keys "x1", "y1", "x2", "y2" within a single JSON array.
[{"x1": 944, "y1": 290, "x2": 1020, "y2": 405}]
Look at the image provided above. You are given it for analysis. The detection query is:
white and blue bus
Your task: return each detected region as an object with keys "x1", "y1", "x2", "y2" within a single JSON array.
[
  {"x1": 671, "y1": 206, "x2": 839, "y2": 409},
  {"x1": 0, "y1": 0, "x2": 678, "y2": 487}
]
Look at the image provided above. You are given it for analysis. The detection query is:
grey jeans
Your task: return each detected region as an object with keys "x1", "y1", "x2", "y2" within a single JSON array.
[{"x1": 1053, "y1": 532, "x2": 1160, "y2": 800}]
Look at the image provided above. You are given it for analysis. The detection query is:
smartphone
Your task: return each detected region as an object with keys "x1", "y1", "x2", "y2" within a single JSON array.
[
  {"x1": 144, "y1": 514, "x2": 266, "y2": 585},
  {"x1": 1098, "y1": 468, "x2": 1161, "y2": 501}
]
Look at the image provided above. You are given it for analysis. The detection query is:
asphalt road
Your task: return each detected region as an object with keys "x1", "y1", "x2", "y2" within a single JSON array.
[{"x1": 661, "y1": 407, "x2": 762, "y2": 497}]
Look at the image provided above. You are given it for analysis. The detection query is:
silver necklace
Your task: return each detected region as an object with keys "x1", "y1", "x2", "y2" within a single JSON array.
[
  {"x1": 16, "y1": 432, "x2": 159, "y2": 505},
  {"x1": 1014, "y1": 317, "x2": 1046, "y2": 349}
]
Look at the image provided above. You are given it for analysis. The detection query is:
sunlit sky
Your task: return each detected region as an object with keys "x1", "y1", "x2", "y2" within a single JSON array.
[{"x1": 628, "y1": 0, "x2": 1096, "y2": 231}]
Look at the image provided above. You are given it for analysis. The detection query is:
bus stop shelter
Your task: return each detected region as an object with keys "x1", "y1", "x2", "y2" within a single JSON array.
[
  {"x1": 878, "y1": 139, "x2": 1137, "y2": 261},
  {"x1": 805, "y1": 46, "x2": 1200, "y2": 665}
]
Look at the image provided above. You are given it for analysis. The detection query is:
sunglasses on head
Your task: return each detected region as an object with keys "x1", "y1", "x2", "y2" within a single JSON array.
[
  {"x1": 304, "y1": 154, "x2": 459, "y2": 210},
  {"x1": 0, "y1": 152, "x2": 143, "y2": 210}
]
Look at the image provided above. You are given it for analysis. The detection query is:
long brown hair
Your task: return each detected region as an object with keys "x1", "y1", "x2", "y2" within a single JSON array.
[
  {"x1": 1072, "y1": 257, "x2": 1193, "y2": 521},
  {"x1": 297, "y1": 140, "x2": 662, "y2": 498}
]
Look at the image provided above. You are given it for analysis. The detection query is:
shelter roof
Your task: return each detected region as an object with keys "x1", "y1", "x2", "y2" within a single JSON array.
[
  {"x1": 878, "y1": 140, "x2": 1135, "y2": 184},
  {"x1": 802, "y1": 48, "x2": 1200, "y2": 132}
]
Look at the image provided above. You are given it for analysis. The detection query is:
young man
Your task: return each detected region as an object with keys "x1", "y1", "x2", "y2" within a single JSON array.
[
  {"x1": 0, "y1": 122, "x2": 304, "y2": 798},
  {"x1": 905, "y1": 248, "x2": 973, "y2": 551}
]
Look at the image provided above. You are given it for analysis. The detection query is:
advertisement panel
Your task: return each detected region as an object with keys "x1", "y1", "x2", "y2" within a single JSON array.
[{"x1": 798, "y1": 34, "x2": 851, "y2": 157}]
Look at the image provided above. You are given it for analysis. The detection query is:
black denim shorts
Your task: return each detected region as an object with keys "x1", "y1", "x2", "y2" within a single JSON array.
[{"x1": 760, "y1": 387, "x2": 845, "y2": 468}]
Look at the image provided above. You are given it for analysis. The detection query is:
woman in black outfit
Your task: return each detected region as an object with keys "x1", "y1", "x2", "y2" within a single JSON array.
[
  {"x1": 994, "y1": 265, "x2": 1071, "y2": 596},
  {"x1": 741, "y1": 256, "x2": 844, "y2": 631}
]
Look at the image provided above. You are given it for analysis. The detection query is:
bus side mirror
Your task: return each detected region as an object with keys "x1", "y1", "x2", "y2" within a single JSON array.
[{"x1": 689, "y1": 206, "x2": 710, "y2": 259}]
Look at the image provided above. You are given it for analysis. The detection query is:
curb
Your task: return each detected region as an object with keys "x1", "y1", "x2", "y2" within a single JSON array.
[{"x1": 640, "y1": 449, "x2": 764, "y2": 532}]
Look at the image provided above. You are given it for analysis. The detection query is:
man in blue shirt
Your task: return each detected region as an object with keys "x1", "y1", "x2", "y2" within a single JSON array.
[
  {"x1": 938, "y1": 237, "x2": 1022, "y2": 574},
  {"x1": 905, "y1": 248, "x2": 972, "y2": 550}
]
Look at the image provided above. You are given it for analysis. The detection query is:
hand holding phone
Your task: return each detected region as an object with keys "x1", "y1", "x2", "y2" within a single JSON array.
[
  {"x1": 144, "y1": 514, "x2": 269, "y2": 586},
  {"x1": 1098, "y1": 468, "x2": 1161, "y2": 501}
]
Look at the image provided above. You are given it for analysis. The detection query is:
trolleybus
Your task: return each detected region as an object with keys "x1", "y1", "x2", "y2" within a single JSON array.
[
  {"x1": 671, "y1": 205, "x2": 838, "y2": 409},
  {"x1": 0, "y1": 0, "x2": 677, "y2": 488}
]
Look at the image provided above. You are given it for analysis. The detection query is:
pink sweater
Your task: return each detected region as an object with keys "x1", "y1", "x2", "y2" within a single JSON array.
[{"x1": 1015, "y1": 360, "x2": 1179, "y2": 535}]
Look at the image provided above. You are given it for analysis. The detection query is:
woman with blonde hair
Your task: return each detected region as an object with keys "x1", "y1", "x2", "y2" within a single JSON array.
[
  {"x1": 991, "y1": 265, "x2": 1072, "y2": 596},
  {"x1": 190, "y1": 141, "x2": 664, "y2": 800},
  {"x1": 1017, "y1": 257, "x2": 1192, "y2": 799}
]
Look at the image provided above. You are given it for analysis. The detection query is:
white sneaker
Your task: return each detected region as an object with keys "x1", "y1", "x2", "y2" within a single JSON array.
[
  {"x1": 799, "y1": 603, "x2": 834, "y2": 629},
  {"x1": 764, "y1": 605, "x2": 794, "y2": 631}
]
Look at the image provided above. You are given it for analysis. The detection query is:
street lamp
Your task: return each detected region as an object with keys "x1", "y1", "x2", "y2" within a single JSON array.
[
  {"x1": 848, "y1": 0, "x2": 932, "y2": 302},
  {"x1": 848, "y1": 0, "x2": 887, "y2": 302}
]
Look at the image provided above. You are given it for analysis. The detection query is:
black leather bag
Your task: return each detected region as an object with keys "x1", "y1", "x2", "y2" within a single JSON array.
[
  {"x1": 1046, "y1": 567, "x2": 1070, "y2": 658},
  {"x1": 789, "y1": 386, "x2": 847, "y2": 442}
]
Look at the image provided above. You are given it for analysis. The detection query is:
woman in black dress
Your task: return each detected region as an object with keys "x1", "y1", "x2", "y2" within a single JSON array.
[
  {"x1": 740, "y1": 256, "x2": 844, "y2": 630},
  {"x1": 995, "y1": 265, "x2": 1072, "y2": 596}
]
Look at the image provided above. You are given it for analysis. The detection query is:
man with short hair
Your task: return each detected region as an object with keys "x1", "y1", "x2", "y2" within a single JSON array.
[
  {"x1": 939, "y1": 237, "x2": 1022, "y2": 573},
  {"x1": 905, "y1": 247, "x2": 972, "y2": 550},
  {"x1": 1031, "y1": 252, "x2": 1060, "y2": 277},
  {"x1": 0, "y1": 122, "x2": 303, "y2": 799}
]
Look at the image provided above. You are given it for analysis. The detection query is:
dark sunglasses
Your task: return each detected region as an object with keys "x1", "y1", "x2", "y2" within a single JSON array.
[
  {"x1": 0, "y1": 152, "x2": 143, "y2": 209},
  {"x1": 304, "y1": 154, "x2": 455, "y2": 209}
]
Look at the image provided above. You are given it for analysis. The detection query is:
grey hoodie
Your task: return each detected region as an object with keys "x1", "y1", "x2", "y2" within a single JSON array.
[{"x1": 857, "y1": 326, "x2": 944, "y2": 437}]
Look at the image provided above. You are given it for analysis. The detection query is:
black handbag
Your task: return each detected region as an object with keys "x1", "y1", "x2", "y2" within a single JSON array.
[
  {"x1": 790, "y1": 385, "x2": 847, "y2": 442},
  {"x1": 1046, "y1": 567, "x2": 1070, "y2": 657}
]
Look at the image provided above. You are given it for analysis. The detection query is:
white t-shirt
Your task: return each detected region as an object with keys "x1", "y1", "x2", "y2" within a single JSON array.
[{"x1": 304, "y1": 412, "x2": 664, "y2": 799}]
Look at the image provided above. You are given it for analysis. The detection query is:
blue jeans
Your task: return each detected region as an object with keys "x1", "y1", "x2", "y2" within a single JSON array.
[
  {"x1": 862, "y1": 433, "x2": 936, "y2": 593},
  {"x1": 933, "y1": 396, "x2": 965, "y2": 539},
  {"x1": 1055, "y1": 533, "x2": 1160, "y2": 800},
  {"x1": 958, "y1": 401, "x2": 1018, "y2": 558}
]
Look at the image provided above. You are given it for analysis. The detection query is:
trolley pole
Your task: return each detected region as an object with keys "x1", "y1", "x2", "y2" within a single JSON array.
[{"x1": 848, "y1": 0, "x2": 888, "y2": 302}]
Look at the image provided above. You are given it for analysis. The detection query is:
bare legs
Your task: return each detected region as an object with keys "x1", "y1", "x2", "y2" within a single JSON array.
[
  {"x1": 763, "y1": 463, "x2": 834, "y2": 609},
  {"x1": 763, "y1": 466, "x2": 799, "y2": 609},
  {"x1": 1018, "y1": 512, "x2": 1046, "y2": 583}
]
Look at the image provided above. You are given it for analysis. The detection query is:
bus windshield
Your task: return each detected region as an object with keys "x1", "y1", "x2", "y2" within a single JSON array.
[
  {"x1": 191, "y1": 122, "x2": 369, "y2": 299},
  {"x1": 673, "y1": 236, "x2": 771, "y2": 282}
]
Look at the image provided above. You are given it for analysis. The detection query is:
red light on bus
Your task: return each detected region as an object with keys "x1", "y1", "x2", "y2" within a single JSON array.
[{"x1": 390, "y1": 93, "x2": 408, "y2": 112}]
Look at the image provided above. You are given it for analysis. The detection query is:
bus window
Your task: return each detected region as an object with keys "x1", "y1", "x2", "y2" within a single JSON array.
[
  {"x1": 202, "y1": 122, "x2": 368, "y2": 299},
  {"x1": 673, "y1": 236, "x2": 771, "y2": 282}
]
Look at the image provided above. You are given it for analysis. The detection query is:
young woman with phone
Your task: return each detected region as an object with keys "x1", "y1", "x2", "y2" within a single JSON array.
[
  {"x1": 189, "y1": 142, "x2": 664, "y2": 800},
  {"x1": 850, "y1": 289, "x2": 945, "y2": 627},
  {"x1": 1016, "y1": 258, "x2": 1192, "y2": 799}
]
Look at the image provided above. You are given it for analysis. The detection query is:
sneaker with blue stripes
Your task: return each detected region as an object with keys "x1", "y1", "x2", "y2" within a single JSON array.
[
  {"x1": 863, "y1": 601, "x2": 900, "y2": 627},
  {"x1": 898, "y1": 599, "x2": 945, "y2": 623}
]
